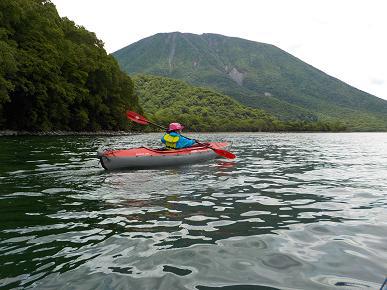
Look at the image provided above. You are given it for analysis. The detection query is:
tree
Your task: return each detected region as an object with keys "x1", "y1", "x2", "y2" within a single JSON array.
[{"x1": 0, "y1": 0, "x2": 142, "y2": 131}]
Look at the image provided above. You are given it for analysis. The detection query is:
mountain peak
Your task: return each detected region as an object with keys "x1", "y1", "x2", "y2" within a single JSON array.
[{"x1": 113, "y1": 33, "x2": 387, "y2": 130}]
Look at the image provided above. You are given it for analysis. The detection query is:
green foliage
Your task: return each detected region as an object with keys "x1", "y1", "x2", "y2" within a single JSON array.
[
  {"x1": 0, "y1": 0, "x2": 141, "y2": 131},
  {"x1": 114, "y1": 32, "x2": 387, "y2": 131},
  {"x1": 133, "y1": 74, "x2": 346, "y2": 132}
]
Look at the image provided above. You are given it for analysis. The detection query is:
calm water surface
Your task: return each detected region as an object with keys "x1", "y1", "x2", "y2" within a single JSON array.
[{"x1": 0, "y1": 133, "x2": 386, "y2": 290}]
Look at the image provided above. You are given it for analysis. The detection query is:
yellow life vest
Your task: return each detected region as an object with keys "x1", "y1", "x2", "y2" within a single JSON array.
[{"x1": 163, "y1": 133, "x2": 180, "y2": 148}]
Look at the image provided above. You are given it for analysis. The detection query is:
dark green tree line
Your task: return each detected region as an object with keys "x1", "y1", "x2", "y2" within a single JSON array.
[
  {"x1": 133, "y1": 74, "x2": 346, "y2": 132},
  {"x1": 0, "y1": 0, "x2": 141, "y2": 131}
]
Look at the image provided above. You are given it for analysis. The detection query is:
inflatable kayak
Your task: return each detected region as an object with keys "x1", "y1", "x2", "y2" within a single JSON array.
[{"x1": 97, "y1": 142, "x2": 230, "y2": 170}]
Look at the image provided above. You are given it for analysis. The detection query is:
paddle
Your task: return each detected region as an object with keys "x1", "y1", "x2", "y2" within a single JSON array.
[{"x1": 126, "y1": 111, "x2": 236, "y2": 159}]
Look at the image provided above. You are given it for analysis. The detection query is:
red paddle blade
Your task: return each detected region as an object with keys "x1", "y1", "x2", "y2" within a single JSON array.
[
  {"x1": 126, "y1": 111, "x2": 149, "y2": 125},
  {"x1": 212, "y1": 148, "x2": 236, "y2": 159}
]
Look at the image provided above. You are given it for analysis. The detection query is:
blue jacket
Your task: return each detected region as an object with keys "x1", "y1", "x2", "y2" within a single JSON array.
[{"x1": 161, "y1": 132, "x2": 196, "y2": 149}]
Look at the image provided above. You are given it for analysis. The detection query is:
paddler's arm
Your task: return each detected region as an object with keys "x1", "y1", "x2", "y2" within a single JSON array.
[
  {"x1": 161, "y1": 133, "x2": 167, "y2": 145},
  {"x1": 178, "y1": 135, "x2": 196, "y2": 148}
]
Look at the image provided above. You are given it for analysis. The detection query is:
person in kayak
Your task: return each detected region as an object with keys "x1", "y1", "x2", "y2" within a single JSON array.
[{"x1": 161, "y1": 123, "x2": 196, "y2": 149}]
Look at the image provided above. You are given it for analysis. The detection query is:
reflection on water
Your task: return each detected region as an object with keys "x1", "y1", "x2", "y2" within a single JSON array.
[{"x1": 0, "y1": 133, "x2": 386, "y2": 289}]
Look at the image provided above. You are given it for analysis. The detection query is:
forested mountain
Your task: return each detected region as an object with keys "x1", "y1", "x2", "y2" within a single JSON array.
[
  {"x1": 114, "y1": 32, "x2": 387, "y2": 131},
  {"x1": 0, "y1": 0, "x2": 141, "y2": 131},
  {"x1": 133, "y1": 74, "x2": 346, "y2": 132}
]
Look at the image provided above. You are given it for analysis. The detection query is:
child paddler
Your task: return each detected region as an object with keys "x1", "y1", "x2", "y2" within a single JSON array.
[{"x1": 161, "y1": 123, "x2": 196, "y2": 149}]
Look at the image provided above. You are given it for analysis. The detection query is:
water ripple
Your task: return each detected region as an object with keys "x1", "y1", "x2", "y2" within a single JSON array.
[{"x1": 0, "y1": 133, "x2": 386, "y2": 289}]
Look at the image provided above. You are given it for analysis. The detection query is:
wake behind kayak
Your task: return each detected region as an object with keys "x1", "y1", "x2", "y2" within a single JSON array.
[{"x1": 97, "y1": 142, "x2": 230, "y2": 170}]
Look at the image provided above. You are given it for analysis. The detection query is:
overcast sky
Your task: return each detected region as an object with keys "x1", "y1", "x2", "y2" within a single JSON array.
[{"x1": 52, "y1": 0, "x2": 387, "y2": 100}]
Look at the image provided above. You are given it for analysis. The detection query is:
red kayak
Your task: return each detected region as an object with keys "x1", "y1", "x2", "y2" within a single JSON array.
[{"x1": 97, "y1": 142, "x2": 230, "y2": 170}]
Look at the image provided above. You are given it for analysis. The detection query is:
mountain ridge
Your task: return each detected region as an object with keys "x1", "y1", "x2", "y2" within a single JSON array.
[{"x1": 113, "y1": 32, "x2": 387, "y2": 130}]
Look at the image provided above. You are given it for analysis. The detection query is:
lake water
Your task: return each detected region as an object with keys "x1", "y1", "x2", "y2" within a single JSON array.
[{"x1": 0, "y1": 133, "x2": 386, "y2": 290}]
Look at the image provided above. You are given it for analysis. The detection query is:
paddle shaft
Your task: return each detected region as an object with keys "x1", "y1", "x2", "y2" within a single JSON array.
[
  {"x1": 146, "y1": 120, "x2": 165, "y2": 131},
  {"x1": 162, "y1": 129, "x2": 233, "y2": 158}
]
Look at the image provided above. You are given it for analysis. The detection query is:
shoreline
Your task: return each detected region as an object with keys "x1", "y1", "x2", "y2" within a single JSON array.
[
  {"x1": 1, "y1": 130, "x2": 386, "y2": 136},
  {"x1": 0, "y1": 130, "x2": 138, "y2": 137}
]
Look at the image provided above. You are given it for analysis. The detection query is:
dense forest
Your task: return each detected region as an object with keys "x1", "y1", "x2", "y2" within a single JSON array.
[
  {"x1": 0, "y1": 0, "x2": 141, "y2": 131},
  {"x1": 114, "y1": 32, "x2": 387, "y2": 131},
  {"x1": 134, "y1": 75, "x2": 346, "y2": 132}
]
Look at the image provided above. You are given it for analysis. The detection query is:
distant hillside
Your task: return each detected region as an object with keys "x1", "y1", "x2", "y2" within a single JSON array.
[
  {"x1": 114, "y1": 32, "x2": 387, "y2": 131},
  {"x1": 133, "y1": 74, "x2": 346, "y2": 132}
]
